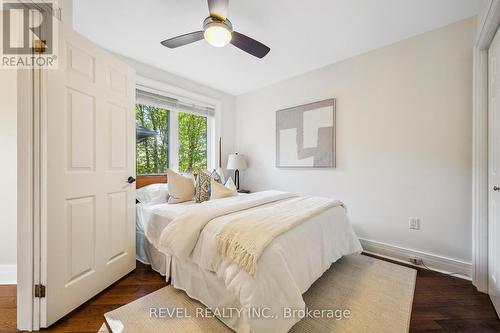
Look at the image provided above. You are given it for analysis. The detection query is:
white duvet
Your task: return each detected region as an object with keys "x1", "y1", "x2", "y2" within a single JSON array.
[{"x1": 159, "y1": 191, "x2": 362, "y2": 333}]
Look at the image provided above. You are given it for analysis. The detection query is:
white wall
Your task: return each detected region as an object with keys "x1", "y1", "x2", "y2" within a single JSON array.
[
  {"x1": 117, "y1": 56, "x2": 237, "y2": 169},
  {"x1": 0, "y1": 70, "x2": 18, "y2": 283},
  {"x1": 235, "y1": 17, "x2": 476, "y2": 263}
]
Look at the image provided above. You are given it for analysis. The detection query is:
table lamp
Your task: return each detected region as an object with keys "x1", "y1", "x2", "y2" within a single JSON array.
[{"x1": 227, "y1": 153, "x2": 247, "y2": 190}]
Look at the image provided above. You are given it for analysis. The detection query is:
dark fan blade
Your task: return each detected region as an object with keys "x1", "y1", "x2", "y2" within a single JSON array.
[
  {"x1": 230, "y1": 31, "x2": 270, "y2": 58},
  {"x1": 207, "y1": 0, "x2": 228, "y2": 20},
  {"x1": 161, "y1": 31, "x2": 204, "y2": 48}
]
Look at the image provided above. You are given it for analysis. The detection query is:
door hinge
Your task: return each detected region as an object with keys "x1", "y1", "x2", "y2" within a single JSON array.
[
  {"x1": 32, "y1": 40, "x2": 47, "y2": 54},
  {"x1": 34, "y1": 284, "x2": 46, "y2": 298}
]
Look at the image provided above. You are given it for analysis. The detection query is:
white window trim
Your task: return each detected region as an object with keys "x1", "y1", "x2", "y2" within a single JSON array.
[
  {"x1": 136, "y1": 76, "x2": 222, "y2": 171},
  {"x1": 169, "y1": 110, "x2": 180, "y2": 171}
]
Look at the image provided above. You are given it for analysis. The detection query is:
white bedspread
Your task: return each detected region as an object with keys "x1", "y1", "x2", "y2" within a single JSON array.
[
  {"x1": 137, "y1": 200, "x2": 198, "y2": 248},
  {"x1": 159, "y1": 191, "x2": 296, "y2": 259},
  {"x1": 217, "y1": 196, "x2": 344, "y2": 276},
  {"x1": 159, "y1": 191, "x2": 362, "y2": 333}
]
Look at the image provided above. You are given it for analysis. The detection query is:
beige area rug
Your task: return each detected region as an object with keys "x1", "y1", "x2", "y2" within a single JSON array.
[{"x1": 105, "y1": 255, "x2": 416, "y2": 333}]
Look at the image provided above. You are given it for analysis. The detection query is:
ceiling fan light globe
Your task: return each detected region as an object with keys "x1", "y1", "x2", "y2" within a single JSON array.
[{"x1": 204, "y1": 24, "x2": 232, "y2": 47}]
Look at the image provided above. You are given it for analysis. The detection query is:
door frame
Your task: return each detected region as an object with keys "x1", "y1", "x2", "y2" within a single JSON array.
[
  {"x1": 17, "y1": 67, "x2": 40, "y2": 331},
  {"x1": 16, "y1": 1, "x2": 67, "y2": 329},
  {"x1": 473, "y1": 0, "x2": 500, "y2": 293},
  {"x1": 17, "y1": 22, "x2": 49, "y2": 333}
]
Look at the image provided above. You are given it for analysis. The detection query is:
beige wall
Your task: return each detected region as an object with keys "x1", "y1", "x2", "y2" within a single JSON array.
[
  {"x1": 235, "y1": 18, "x2": 476, "y2": 263},
  {"x1": 0, "y1": 69, "x2": 17, "y2": 283}
]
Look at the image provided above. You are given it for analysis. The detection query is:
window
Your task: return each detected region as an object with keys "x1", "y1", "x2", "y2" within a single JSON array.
[
  {"x1": 135, "y1": 104, "x2": 170, "y2": 175},
  {"x1": 178, "y1": 112, "x2": 207, "y2": 172},
  {"x1": 135, "y1": 89, "x2": 215, "y2": 175}
]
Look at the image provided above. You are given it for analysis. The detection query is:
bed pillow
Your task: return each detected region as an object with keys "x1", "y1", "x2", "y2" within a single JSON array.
[
  {"x1": 210, "y1": 178, "x2": 237, "y2": 200},
  {"x1": 215, "y1": 167, "x2": 226, "y2": 184},
  {"x1": 195, "y1": 169, "x2": 226, "y2": 203},
  {"x1": 167, "y1": 169, "x2": 196, "y2": 204},
  {"x1": 136, "y1": 183, "x2": 169, "y2": 204},
  {"x1": 210, "y1": 169, "x2": 224, "y2": 184},
  {"x1": 225, "y1": 177, "x2": 238, "y2": 195},
  {"x1": 195, "y1": 171, "x2": 211, "y2": 203}
]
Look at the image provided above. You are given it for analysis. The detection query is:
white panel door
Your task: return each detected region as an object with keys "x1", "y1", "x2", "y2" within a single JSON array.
[
  {"x1": 488, "y1": 25, "x2": 500, "y2": 316},
  {"x1": 42, "y1": 24, "x2": 136, "y2": 326}
]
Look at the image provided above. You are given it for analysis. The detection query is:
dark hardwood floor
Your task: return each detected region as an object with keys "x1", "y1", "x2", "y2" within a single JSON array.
[
  {"x1": 0, "y1": 262, "x2": 166, "y2": 333},
  {"x1": 1, "y1": 257, "x2": 498, "y2": 333},
  {"x1": 410, "y1": 268, "x2": 499, "y2": 332}
]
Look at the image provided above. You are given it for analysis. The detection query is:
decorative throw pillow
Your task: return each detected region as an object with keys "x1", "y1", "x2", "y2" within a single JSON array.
[
  {"x1": 210, "y1": 169, "x2": 224, "y2": 184},
  {"x1": 215, "y1": 167, "x2": 226, "y2": 184},
  {"x1": 167, "y1": 169, "x2": 196, "y2": 204},
  {"x1": 225, "y1": 177, "x2": 238, "y2": 195},
  {"x1": 211, "y1": 178, "x2": 237, "y2": 200},
  {"x1": 195, "y1": 171, "x2": 211, "y2": 203}
]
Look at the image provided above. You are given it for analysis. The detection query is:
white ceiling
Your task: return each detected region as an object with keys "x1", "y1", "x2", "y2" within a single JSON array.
[{"x1": 73, "y1": 0, "x2": 483, "y2": 95}]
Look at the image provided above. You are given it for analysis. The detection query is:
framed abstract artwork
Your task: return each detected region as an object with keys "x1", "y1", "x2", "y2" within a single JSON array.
[{"x1": 276, "y1": 99, "x2": 336, "y2": 168}]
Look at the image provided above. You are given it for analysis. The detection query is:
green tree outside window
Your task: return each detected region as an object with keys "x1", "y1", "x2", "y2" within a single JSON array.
[
  {"x1": 135, "y1": 104, "x2": 208, "y2": 175},
  {"x1": 178, "y1": 112, "x2": 207, "y2": 173},
  {"x1": 136, "y1": 104, "x2": 169, "y2": 175}
]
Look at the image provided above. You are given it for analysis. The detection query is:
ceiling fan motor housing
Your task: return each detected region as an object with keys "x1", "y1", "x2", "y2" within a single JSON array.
[
  {"x1": 203, "y1": 16, "x2": 233, "y2": 32},
  {"x1": 203, "y1": 17, "x2": 233, "y2": 47}
]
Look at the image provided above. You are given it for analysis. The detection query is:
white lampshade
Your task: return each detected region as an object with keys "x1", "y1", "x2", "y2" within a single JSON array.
[{"x1": 227, "y1": 153, "x2": 247, "y2": 170}]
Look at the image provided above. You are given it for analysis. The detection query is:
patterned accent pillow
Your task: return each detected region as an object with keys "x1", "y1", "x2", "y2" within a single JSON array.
[
  {"x1": 195, "y1": 171, "x2": 211, "y2": 203},
  {"x1": 210, "y1": 169, "x2": 224, "y2": 184},
  {"x1": 215, "y1": 167, "x2": 226, "y2": 184}
]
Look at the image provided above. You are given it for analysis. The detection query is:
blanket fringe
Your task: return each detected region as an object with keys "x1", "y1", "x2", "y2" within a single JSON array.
[
  {"x1": 215, "y1": 196, "x2": 342, "y2": 276},
  {"x1": 217, "y1": 235, "x2": 258, "y2": 276}
]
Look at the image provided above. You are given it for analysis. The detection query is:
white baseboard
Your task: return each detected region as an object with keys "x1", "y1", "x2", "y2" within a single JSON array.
[
  {"x1": 359, "y1": 238, "x2": 472, "y2": 280},
  {"x1": 0, "y1": 242, "x2": 472, "y2": 283},
  {"x1": 0, "y1": 265, "x2": 17, "y2": 284}
]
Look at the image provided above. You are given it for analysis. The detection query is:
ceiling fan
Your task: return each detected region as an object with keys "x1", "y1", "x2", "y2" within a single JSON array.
[{"x1": 160, "y1": 0, "x2": 270, "y2": 58}]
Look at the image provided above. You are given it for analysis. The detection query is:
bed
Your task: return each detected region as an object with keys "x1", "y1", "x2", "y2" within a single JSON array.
[
  {"x1": 136, "y1": 175, "x2": 362, "y2": 333},
  {"x1": 136, "y1": 200, "x2": 195, "y2": 275},
  {"x1": 135, "y1": 174, "x2": 173, "y2": 276}
]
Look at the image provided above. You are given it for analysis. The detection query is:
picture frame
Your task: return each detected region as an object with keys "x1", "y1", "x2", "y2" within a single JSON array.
[{"x1": 276, "y1": 99, "x2": 336, "y2": 168}]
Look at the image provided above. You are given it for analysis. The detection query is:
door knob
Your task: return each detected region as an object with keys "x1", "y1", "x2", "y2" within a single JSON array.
[
  {"x1": 494, "y1": 186, "x2": 500, "y2": 192},
  {"x1": 127, "y1": 176, "x2": 136, "y2": 184}
]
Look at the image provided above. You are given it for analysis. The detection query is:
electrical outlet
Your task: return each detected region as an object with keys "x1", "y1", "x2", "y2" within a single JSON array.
[
  {"x1": 409, "y1": 257, "x2": 423, "y2": 265},
  {"x1": 408, "y1": 217, "x2": 420, "y2": 230}
]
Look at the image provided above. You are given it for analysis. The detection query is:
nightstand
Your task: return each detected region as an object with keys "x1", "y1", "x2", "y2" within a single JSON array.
[{"x1": 237, "y1": 189, "x2": 251, "y2": 194}]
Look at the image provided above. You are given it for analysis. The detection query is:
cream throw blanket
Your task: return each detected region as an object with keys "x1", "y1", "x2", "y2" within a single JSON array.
[
  {"x1": 217, "y1": 196, "x2": 343, "y2": 275},
  {"x1": 159, "y1": 191, "x2": 344, "y2": 275},
  {"x1": 159, "y1": 191, "x2": 296, "y2": 259}
]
